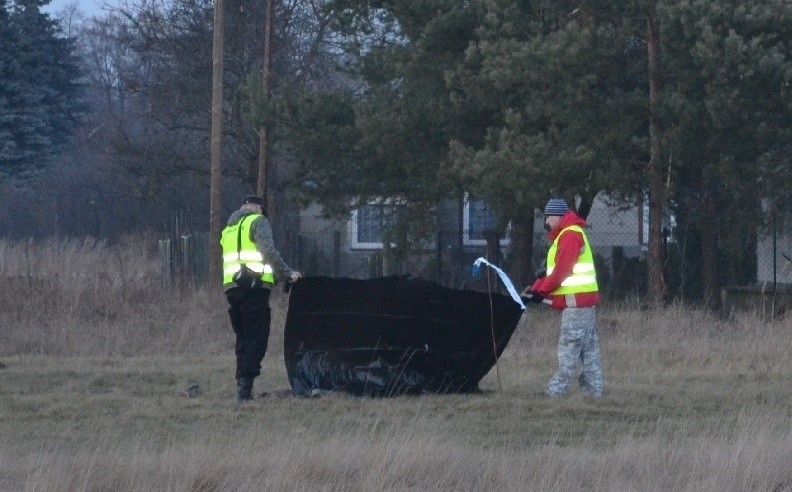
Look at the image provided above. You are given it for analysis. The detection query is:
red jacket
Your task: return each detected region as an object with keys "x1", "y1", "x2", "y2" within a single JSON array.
[{"x1": 531, "y1": 210, "x2": 600, "y2": 310}]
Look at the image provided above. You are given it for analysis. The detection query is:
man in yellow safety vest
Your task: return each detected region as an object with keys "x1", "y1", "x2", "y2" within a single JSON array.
[
  {"x1": 220, "y1": 195, "x2": 301, "y2": 403},
  {"x1": 522, "y1": 198, "x2": 603, "y2": 397}
]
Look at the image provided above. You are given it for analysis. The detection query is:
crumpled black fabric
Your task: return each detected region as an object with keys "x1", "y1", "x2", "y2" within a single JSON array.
[{"x1": 283, "y1": 276, "x2": 524, "y2": 397}]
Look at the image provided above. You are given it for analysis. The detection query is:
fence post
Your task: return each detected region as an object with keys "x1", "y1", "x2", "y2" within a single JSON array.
[
  {"x1": 382, "y1": 241, "x2": 392, "y2": 276},
  {"x1": 158, "y1": 239, "x2": 172, "y2": 286},
  {"x1": 180, "y1": 234, "x2": 194, "y2": 286}
]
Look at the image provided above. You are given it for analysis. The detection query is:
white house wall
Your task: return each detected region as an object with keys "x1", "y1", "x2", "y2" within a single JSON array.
[
  {"x1": 297, "y1": 195, "x2": 647, "y2": 278},
  {"x1": 756, "y1": 226, "x2": 792, "y2": 284}
]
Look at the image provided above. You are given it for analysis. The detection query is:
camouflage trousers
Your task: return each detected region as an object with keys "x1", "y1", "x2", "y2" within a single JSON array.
[{"x1": 545, "y1": 306, "x2": 603, "y2": 397}]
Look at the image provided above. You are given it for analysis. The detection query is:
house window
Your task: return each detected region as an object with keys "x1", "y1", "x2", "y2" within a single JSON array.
[
  {"x1": 349, "y1": 201, "x2": 401, "y2": 249},
  {"x1": 464, "y1": 196, "x2": 509, "y2": 246}
]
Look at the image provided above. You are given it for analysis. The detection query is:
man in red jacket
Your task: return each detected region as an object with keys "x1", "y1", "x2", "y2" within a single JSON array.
[{"x1": 523, "y1": 198, "x2": 603, "y2": 397}]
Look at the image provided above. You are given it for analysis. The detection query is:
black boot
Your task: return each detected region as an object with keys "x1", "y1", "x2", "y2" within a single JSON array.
[{"x1": 236, "y1": 377, "x2": 254, "y2": 403}]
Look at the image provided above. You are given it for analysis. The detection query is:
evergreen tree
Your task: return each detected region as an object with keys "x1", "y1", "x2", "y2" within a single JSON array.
[
  {"x1": 270, "y1": 0, "x2": 790, "y2": 301},
  {"x1": 443, "y1": 0, "x2": 648, "y2": 284},
  {"x1": 0, "y1": 0, "x2": 21, "y2": 167},
  {"x1": 277, "y1": 0, "x2": 649, "y2": 284},
  {"x1": 660, "y1": 0, "x2": 792, "y2": 306},
  {"x1": 0, "y1": 0, "x2": 83, "y2": 179},
  {"x1": 276, "y1": 1, "x2": 484, "y2": 245}
]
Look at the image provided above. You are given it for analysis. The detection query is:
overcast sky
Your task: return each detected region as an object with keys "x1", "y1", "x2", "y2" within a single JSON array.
[{"x1": 43, "y1": 0, "x2": 115, "y2": 18}]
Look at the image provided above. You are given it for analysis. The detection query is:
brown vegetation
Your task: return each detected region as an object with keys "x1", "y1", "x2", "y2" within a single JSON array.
[{"x1": 1, "y1": 238, "x2": 791, "y2": 491}]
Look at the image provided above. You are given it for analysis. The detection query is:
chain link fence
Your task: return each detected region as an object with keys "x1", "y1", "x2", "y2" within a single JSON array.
[
  {"x1": 158, "y1": 204, "x2": 792, "y2": 312},
  {"x1": 284, "y1": 202, "x2": 651, "y2": 296}
]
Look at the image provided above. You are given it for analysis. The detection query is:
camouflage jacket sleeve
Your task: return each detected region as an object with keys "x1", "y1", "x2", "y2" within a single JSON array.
[{"x1": 250, "y1": 215, "x2": 294, "y2": 282}]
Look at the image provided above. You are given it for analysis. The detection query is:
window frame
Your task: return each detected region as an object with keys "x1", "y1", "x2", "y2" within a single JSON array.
[
  {"x1": 463, "y1": 195, "x2": 510, "y2": 247},
  {"x1": 348, "y1": 197, "x2": 403, "y2": 250}
]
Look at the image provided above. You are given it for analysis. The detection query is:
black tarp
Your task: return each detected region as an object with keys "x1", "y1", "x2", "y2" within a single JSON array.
[{"x1": 283, "y1": 276, "x2": 524, "y2": 397}]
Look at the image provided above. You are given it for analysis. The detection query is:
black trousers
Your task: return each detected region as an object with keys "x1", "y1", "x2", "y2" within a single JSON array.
[{"x1": 226, "y1": 287, "x2": 271, "y2": 380}]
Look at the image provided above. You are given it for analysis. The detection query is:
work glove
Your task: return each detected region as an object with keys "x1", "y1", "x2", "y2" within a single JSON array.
[{"x1": 523, "y1": 290, "x2": 545, "y2": 304}]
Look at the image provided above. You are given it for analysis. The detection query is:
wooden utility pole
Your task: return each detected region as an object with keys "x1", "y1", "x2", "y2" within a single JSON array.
[
  {"x1": 257, "y1": 0, "x2": 275, "y2": 216},
  {"x1": 646, "y1": 6, "x2": 668, "y2": 304},
  {"x1": 209, "y1": 0, "x2": 225, "y2": 283}
]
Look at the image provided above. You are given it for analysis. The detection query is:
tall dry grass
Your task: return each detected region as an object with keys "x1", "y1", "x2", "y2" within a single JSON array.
[
  {"x1": 0, "y1": 237, "x2": 230, "y2": 356},
  {"x1": 1, "y1": 237, "x2": 792, "y2": 491}
]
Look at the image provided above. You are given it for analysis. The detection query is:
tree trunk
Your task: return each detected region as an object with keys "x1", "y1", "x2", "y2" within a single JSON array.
[
  {"x1": 646, "y1": 7, "x2": 668, "y2": 304},
  {"x1": 483, "y1": 229, "x2": 502, "y2": 266},
  {"x1": 509, "y1": 212, "x2": 535, "y2": 291},
  {"x1": 257, "y1": 0, "x2": 275, "y2": 216},
  {"x1": 700, "y1": 163, "x2": 720, "y2": 310},
  {"x1": 209, "y1": 0, "x2": 225, "y2": 283},
  {"x1": 577, "y1": 193, "x2": 594, "y2": 220}
]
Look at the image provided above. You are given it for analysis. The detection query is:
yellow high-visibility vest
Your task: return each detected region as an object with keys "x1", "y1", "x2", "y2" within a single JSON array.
[
  {"x1": 546, "y1": 225, "x2": 598, "y2": 295},
  {"x1": 220, "y1": 214, "x2": 275, "y2": 287}
]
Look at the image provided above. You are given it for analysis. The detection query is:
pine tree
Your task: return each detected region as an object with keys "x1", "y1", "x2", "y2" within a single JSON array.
[
  {"x1": 660, "y1": 0, "x2": 792, "y2": 306},
  {"x1": 0, "y1": 0, "x2": 83, "y2": 179},
  {"x1": 277, "y1": 0, "x2": 483, "y2": 233},
  {"x1": 444, "y1": 0, "x2": 648, "y2": 284},
  {"x1": 0, "y1": 0, "x2": 21, "y2": 165}
]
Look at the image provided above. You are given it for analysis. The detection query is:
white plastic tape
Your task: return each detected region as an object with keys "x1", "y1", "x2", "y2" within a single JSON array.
[{"x1": 472, "y1": 257, "x2": 526, "y2": 310}]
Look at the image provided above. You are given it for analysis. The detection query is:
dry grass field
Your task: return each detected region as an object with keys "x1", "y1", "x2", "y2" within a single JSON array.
[{"x1": 1, "y1": 238, "x2": 792, "y2": 491}]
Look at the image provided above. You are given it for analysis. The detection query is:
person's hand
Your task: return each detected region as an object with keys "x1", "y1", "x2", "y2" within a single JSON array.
[
  {"x1": 524, "y1": 290, "x2": 545, "y2": 303},
  {"x1": 520, "y1": 287, "x2": 544, "y2": 305},
  {"x1": 289, "y1": 271, "x2": 302, "y2": 283}
]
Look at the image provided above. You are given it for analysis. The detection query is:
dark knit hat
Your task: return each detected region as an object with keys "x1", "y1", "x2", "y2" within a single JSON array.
[
  {"x1": 543, "y1": 198, "x2": 569, "y2": 216},
  {"x1": 241, "y1": 195, "x2": 265, "y2": 207}
]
